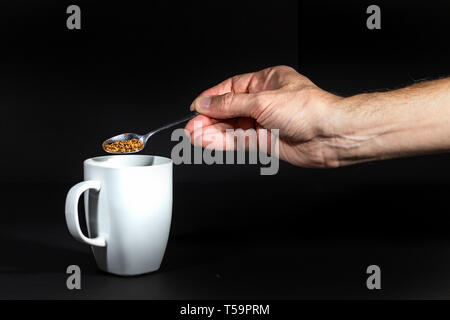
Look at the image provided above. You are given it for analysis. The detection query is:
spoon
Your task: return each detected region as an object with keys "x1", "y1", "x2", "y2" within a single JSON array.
[{"x1": 102, "y1": 112, "x2": 198, "y2": 154}]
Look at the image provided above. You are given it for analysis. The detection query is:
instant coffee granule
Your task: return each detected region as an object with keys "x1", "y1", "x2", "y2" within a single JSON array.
[{"x1": 104, "y1": 139, "x2": 144, "y2": 153}]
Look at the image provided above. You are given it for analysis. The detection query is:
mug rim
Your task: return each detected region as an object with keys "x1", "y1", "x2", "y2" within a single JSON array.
[{"x1": 84, "y1": 155, "x2": 173, "y2": 169}]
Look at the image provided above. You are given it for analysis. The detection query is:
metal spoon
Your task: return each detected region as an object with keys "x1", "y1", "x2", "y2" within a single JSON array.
[{"x1": 102, "y1": 112, "x2": 198, "y2": 154}]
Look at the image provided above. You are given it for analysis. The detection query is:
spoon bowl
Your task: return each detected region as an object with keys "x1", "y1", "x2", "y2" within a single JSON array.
[{"x1": 102, "y1": 133, "x2": 145, "y2": 154}]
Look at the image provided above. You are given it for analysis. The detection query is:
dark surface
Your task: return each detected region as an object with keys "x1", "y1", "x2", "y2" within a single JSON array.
[
  {"x1": 3, "y1": 170, "x2": 450, "y2": 299},
  {"x1": 1, "y1": 1, "x2": 450, "y2": 299}
]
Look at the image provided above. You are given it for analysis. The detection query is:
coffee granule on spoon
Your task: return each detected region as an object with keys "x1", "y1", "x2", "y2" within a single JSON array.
[{"x1": 104, "y1": 139, "x2": 144, "y2": 153}]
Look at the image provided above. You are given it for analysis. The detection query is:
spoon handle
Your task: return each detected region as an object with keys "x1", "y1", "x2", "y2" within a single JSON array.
[{"x1": 144, "y1": 112, "x2": 199, "y2": 141}]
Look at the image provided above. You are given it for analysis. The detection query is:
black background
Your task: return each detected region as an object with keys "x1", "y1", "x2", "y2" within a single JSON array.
[{"x1": 1, "y1": 0, "x2": 450, "y2": 299}]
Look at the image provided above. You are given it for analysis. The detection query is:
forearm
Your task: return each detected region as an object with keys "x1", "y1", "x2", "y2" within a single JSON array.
[{"x1": 324, "y1": 78, "x2": 450, "y2": 166}]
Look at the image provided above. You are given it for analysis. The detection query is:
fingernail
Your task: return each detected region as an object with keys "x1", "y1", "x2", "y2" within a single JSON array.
[{"x1": 195, "y1": 96, "x2": 211, "y2": 111}]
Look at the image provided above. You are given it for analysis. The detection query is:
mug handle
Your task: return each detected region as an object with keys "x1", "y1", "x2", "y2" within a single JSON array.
[{"x1": 65, "y1": 181, "x2": 107, "y2": 247}]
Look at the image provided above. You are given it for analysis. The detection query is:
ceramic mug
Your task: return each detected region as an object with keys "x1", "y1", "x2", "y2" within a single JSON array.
[{"x1": 65, "y1": 155, "x2": 172, "y2": 276}]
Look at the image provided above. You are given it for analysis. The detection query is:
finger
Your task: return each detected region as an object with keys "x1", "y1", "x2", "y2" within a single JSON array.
[
  {"x1": 190, "y1": 92, "x2": 260, "y2": 119},
  {"x1": 185, "y1": 116, "x2": 255, "y2": 136},
  {"x1": 196, "y1": 122, "x2": 235, "y2": 151},
  {"x1": 188, "y1": 118, "x2": 258, "y2": 151},
  {"x1": 198, "y1": 66, "x2": 282, "y2": 98},
  {"x1": 185, "y1": 114, "x2": 220, "y2": 135},
  {"x1": 198, "y1": 72, "x2": 256, "y2": 97},
  {"x1": 185, "y1": 114, "x2": 250, "y2": 134}
]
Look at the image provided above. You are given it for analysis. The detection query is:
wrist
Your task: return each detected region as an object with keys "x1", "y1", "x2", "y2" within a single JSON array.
[{"x1": 318, "y1": 93, "x2": 403, "y2": 166}]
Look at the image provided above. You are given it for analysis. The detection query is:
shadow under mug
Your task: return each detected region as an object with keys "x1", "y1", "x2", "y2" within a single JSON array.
[{"x1": 65, "y1": 155, "x2": 173, "y2": 276}]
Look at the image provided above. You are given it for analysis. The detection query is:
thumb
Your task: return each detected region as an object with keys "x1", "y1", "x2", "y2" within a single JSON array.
[{"x1": 190, "y1": 92, "x2": 259, "y2": 119}]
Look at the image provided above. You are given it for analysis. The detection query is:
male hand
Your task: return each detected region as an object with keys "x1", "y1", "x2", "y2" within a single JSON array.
[{"x1": 186, "y1": 66, "x2": 344, "y2": 168}]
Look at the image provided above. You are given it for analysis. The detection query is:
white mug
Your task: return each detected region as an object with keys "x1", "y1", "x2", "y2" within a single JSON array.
[{"x1": 65, "y1": 155, "x2": 173, "y2": 276}]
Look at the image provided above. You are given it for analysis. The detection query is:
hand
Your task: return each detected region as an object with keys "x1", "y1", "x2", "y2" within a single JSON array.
[{"x1": 186, "y1": 66, "x2": 344, "y2": 168}]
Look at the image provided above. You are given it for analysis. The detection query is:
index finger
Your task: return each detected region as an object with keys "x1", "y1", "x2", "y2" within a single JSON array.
[
  {"x1": 198, "y1": 72, "x2": 256, "y2": 97},
  {"x1": 198, "y1": 66, "x2": 281, "y2": 98}
]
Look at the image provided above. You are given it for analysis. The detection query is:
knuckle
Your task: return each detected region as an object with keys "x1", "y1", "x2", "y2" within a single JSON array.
[
  {"x1": 219, "y1": 92, "x2": 235, "y2": 113},
  {"x1": 250, "y1": 93, "x2": 266, "y2": 118},
  {"x1": 251, "y1": 92, "x2": 275, "y2": 121},
  {"x1": 230, "y1": 75, "x2": 241, "y2": 89},
  {"x1": 274, "y1": 65, "x2": 295, "y2": 74}
]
